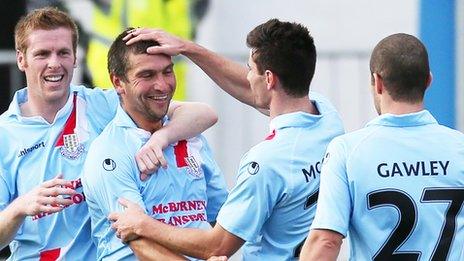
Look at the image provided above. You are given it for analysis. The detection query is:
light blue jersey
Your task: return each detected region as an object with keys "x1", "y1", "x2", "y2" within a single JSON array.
[
  {"x1": 311, "y1": 110, "x2": 464, "y2": 261},
  {"x1": 217, "y1": 92, "x2": 344, "y2": 260},
  {"x1": 0, "y1": 85, "x2": 118, "y2": 260},
  {"x1": 82, "y1": 106, "x2": 228, "y2": 261}
]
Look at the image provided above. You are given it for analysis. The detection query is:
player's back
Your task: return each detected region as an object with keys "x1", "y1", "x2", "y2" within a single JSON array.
[{"x1": 342, "y1": 111, "x2": 464, "y2": 260}]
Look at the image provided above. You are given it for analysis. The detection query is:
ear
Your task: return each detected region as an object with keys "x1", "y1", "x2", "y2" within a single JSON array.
[
  {"x1": 425, "y1": 71, "x2": 433, "y2": 89},
  {"x1": 373, "y1": 73, "x2": 384, "y2": 95},
  {"x1": 110, "y1": 73, "x2": 126, "y2": 95},
  {"x1": 265, "y1": 70, "x2": 277, "y2": 90},
  {"x1": 16, "y1": 50, "x2": 26, "y2": 71}
]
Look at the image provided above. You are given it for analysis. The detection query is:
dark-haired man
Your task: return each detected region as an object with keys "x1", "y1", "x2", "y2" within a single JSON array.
[
  {"x1": 0, "y1": 8, "x2": 217, "y2": 260},
  {"x1": 108, "y1": 19, "x2": 344, "y2": 260},
  {"x1": 300, "y1": 33, "x2": 464, "y2": 260},
  {"x1": 82, "y1": 29, "x2": 228, "y2": 260}
]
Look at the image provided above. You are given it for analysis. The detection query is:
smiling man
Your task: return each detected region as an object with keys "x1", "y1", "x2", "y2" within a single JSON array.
[
  {"x1": 0, "y1": 8, "x2": 218, "y2": 260},
  {"x1": 81, "y1": 29, "x2": 228, "y2": 260}
]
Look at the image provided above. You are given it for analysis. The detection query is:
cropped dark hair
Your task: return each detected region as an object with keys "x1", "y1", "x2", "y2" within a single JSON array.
[
  {"x1": 108, "y1": 28, "x2": 160, "y2": 82},
  {"x1": 370, "y1": 33, "x2": 430, "y2": 102},
  {"x1": 246, "y1": 19, "x2": 316, "y2": 97}
]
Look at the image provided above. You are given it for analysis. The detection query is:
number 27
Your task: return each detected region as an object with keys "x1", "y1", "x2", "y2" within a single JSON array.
[{"x1": 368, "y1": 187, "x2": 464, "y2": 261}]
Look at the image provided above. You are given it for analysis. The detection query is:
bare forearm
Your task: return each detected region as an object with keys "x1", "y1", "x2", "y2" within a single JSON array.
[
  {"x1": 137, "y1": 217, "x2": 218, "y2": 259},
  {"x1": 0, "y1": 200, "x2": 26, "y2": 249},
  {"x1": 166, "y1": 101, "x2": 217, "y2": 143},
  {"x1": 130, "y1": 237, "x2": 186, "y2": 261},
  {"x1": 181, "y1": 41, "x2": 254, "y2": 106},
  {"x1": 299, "y1": 231, "x2": 342, "y2": 261}
]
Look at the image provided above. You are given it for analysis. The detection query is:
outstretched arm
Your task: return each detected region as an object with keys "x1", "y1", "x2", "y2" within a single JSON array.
[
  {"x1": 109, "y1": 198, "x2": 244, "y2": 259},
  {"x1": 299, "y1": 229, "x2": 343, "y2": 261},
  {"x1": 0, "y1": 175, "x2": 75, "y2": 249},
  {"x1": 136, "y1": 101, "x2": 218, "y2": 180},
  {"x1": 125, "y1": 29, "x2": 255, "y2": 107}
]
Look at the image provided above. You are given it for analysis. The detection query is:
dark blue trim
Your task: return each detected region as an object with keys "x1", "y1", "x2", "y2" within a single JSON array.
[{"x1": 420, "y1": 0, "x2": 456, "y2": 128}]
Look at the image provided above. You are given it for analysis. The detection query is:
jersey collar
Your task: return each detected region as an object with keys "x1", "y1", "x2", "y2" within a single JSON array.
[
  {"x1": 112, "y1": 105, "x2": 168, "y2": 137},
  {"x1": 5, "y1": 86, "x2": 75, "y2": 124},
  {"x1": 366, "y1": 110, "x2": 438, "y2": 127}
]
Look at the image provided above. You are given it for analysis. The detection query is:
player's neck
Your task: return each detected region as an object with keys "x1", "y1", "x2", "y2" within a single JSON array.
[
  {"x1": 125, "y1": 109, "x2": 163, "y2": 133},
  {"x1": 269, "y1": 94, "x2": 318, "y2": 120},
  {"x1": 20, "y1": 95, "x2": 67, "y2": 124},
  {"x1": 380, "y1": 100, "x2": 424, "y2": 115}
]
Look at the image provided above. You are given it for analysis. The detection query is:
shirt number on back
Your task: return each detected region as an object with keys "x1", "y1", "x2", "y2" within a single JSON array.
[{"x1": 367, "y1": 188, "x2": 464, "y2": 261}]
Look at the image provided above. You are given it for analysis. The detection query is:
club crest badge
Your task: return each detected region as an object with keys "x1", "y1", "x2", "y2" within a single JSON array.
[
  {"x1": 185, "y1": 156, "x2": 203, "y2": 179},
  {"x1": 60, "y1": 133, "x2": 84, "y2": 160}
]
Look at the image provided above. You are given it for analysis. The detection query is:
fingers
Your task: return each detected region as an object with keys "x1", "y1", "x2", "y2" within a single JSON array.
[
  {"x1": 41, "y1": 176, "x2": 74, "y2": 189},
  {"x1": 108, "y1": 212, "x2": 119, "y2": 222},
  {"x1": 118, "y1": 197, "x2": 130, "y2": 208}
]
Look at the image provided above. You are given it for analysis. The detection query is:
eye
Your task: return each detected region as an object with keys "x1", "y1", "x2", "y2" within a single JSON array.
[
  {"x1": 59, "y1": 49, "x2": 72, "y2": 57},
  {"x1": 163, "y1": 68, "x2": 173, "y2": 75}
]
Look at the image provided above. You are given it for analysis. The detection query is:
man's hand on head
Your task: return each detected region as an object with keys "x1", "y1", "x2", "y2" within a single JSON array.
[{"x1": 124, "y1": 28, "x2": 187, "y2": 57}]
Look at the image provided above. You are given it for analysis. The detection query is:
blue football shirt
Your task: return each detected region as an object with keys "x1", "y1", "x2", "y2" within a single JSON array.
[
  {"x1": 82, "y1": 106, "x2": 228, "y2": 260},
  {"x1": 217, "y1": 92, "x2": 344, "y2": 260},
  {"x1": 0, "y1": 85, "x2": 118, "y2": 260},
  {"x1": 311, "y1": 110, "x2": 464, "y2": 261}
]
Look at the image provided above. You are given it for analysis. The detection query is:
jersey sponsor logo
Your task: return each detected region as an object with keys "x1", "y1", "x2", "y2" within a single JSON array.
[
  {"x1": 32, "y1": 178, "x2": 86, "y2": 221},
  {"x1": 102, "y1": 158, "x2": 117, "y2": 171},
  {"x1": 55, "y1": 92, "x2": 85, "y2": 160},
  {"x1": 247, "y1": 161, "x2": 260, "y2": 175},
  {"x1": 152, "y1": 200, "x2": 207, "y2": 226},
  {"x1": 377, "y1": 160, "x2": 450, "y2": 178},
  {"x1": 18, "y1": 141, "x2": 45, "y2": 158}
]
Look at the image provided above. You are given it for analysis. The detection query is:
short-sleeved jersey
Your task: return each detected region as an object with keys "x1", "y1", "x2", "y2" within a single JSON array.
[
  {"x1": 311, "y1": 110, "x2": 464, "y2": 261},
  {"x1": 82, "y1": 106, "x2": 228, "y2": 260},
  {"x1": 216, "y1": 92, "x2": 344, "y2": 260},
  {"x1": 0, "y1": 85, "x2": 118, "y2": 260}
]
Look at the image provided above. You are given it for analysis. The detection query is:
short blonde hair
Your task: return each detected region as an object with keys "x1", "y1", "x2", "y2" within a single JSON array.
[{"x1": 14, "y1": 7, "x2": 78, "y2": 54}]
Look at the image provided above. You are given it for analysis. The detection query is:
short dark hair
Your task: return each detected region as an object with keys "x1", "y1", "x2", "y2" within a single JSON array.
[
  {"x1": 369, "y1": 33, "x2": 430, "y2": 102},
  {"x1": 246, "y1": 19, "x2": 316, "y2": 97},
  {"x1": 107, "y1": 28, "x2": 160, "y2": 82}
]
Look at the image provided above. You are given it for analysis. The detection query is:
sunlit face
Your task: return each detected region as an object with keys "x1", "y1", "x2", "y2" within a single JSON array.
[
  {"x1": 246, "y1": 51, "x2": 269, "y2": 109},
  {"x1": 16, "y1": 28, "x2": 76, "y2": 106},
  {"x1": 119, "y1": 53, "x2": 176, "y2": 125}
]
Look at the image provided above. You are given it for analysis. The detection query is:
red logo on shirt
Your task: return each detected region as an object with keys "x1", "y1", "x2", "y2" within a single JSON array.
[{"x1": 40, "y1": 248, "x2": 60, "y2": 261}]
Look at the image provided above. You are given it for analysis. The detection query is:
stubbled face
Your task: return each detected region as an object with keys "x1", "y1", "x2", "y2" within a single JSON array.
[
  {"x1": 119, "y1": 52, "x2": 176, "y2": 125},
  {"x1": 17, "y1": 28, "x2": 75, "y2": 106},
  {"x1": 247, "y1": 51, "x2": 269, "y2": 109}
]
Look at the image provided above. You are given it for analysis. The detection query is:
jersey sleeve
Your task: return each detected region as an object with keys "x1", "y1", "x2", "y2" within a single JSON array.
[
  {"x1": 216, "y1": 154, "x2": 286, "y2": 241},
  {"x1": 0, "y1": 167, "x2": 13, "y2": 211},
  {"x1": 198, "y1": 136, "x2": 228, "y2": 222},
  {"x1": 81, "y1": 87, "x2": 119, "y2": 133},
  {"x1": 82, "y1": 144, "x2": 147, "y2": 216},
  {"x1": 310, "y1": 138, "x2": 351, "y2": 237}
]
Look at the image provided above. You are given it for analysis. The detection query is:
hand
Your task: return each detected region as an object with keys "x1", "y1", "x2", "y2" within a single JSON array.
[
  {"x1": 136, "y1": 131, "x2": 169, "y2": 181},
  {"x1": 123, "y1": 28, "x2": 187, "y2": 57},
  {"x1": 15, "y1": 174, "x2": 76, "y2": 217},
  {"x1": 108, "y1": 198, "x2": 147, "y2": 242}
]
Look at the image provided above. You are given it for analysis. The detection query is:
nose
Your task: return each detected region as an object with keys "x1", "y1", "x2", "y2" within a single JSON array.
[
  {"x1": 47, "y1": 54, "x2": 61, "y2": 69},
  {"x1": 153, "y1": 74, "x2": 175, "y2": 92}
]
